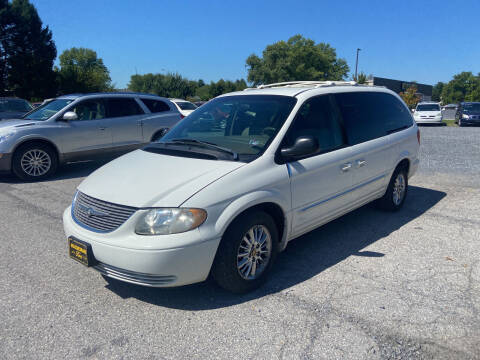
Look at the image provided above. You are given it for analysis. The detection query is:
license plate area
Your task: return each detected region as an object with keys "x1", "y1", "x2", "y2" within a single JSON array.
[{"x1": 68, "y1": 237, "x2": 96, "y2": 266}]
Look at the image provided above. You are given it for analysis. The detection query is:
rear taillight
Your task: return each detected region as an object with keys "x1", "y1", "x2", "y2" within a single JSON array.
[{"x1": 417, "y1": 128, "x2": 421, "y2": 145}]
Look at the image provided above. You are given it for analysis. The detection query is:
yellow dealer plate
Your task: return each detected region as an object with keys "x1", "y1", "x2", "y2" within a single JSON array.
[{"x1": 68, "y1": 237, "x2": 91, "y2": 266}]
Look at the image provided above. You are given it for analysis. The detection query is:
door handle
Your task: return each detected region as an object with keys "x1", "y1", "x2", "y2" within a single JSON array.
[
  {"x1": 341, "y1": 163, "x2": 352, "y2": 172},
  {"x1": 356, "y1": 159, "x2": 367, "y2": 167},
  {"x1": 99, "y1": 127, "x2": 107, "y2": 130}
]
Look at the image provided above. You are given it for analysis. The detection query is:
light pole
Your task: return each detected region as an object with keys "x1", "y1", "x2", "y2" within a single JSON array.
[{"x1": 354, "y1": 48, "x2": 361, "y2": 81}]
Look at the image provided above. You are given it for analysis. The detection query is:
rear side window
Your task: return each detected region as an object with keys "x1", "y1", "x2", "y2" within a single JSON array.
[
  {"x1": 141, "y1": 98, "x2": 171, "y2": 113},
  {"x1": 334, "y1": 92, "x2": 387, "y2": 145},
  {"x1": 380, "y1": 93, "x2": 413, "y2": 133},
  {"x1": 284, "y1": 95, "x2": 345, "y2": 154},
  {"x1": 105, "y1": 98, "x2": 144, "y2": 118}
]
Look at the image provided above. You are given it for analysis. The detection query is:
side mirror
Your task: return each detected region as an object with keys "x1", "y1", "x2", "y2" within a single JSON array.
[
  {"x1": 61, "y1": 111, "x2": 78, "y2": 121},
  {"x1": 280, "y1": 136, "x2": 319, "y2": 160}
]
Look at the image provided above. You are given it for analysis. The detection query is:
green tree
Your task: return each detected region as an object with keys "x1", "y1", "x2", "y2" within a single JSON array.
[
  {"x1": 355, "y1": 72, "x2": 368, "y2": 84},
  {"x1": 0, "y1": 0, "x2": 57, "y2": 99},
  {"x1": 440, "y1": 72, "x2": 480, "y2": 104},
  {"x1": 399, "y1": 85, "x2": 421, "y2": 109},
  {"x1": 128, "y1": 72, "x2": 196, "y2": 99},
  {"x1": 57, "y1": 47, "x2": 112, "y2": 94},
  {"x1": 246, "y1": 34, "x2": 349, "y2": 86},
  {"x1": 432, "y1": 82, "x2": 444, "y2": 102}
]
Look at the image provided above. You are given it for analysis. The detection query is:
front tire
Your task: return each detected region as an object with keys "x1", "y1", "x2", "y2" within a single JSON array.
[
  {"x1": 212, "y1": 211, "x2": 278, "y2": 293},
  {"x1": 376, "y1": 166, "x2": 408, "y2": 211},
  {"x1": 12, "y1": 143, "x2": 58, "y2": 181}
]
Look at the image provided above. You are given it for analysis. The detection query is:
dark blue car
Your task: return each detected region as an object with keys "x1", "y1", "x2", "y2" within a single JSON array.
[
  {"x1": 0, "y1": 97, "x2": 33, "y2": 120},
  {"x1": 456, "y1": 102, "x2": 480, "y2": 127}
]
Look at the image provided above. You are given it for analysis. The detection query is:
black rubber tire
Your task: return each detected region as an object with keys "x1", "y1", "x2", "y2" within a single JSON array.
[
  {"x1": 12, "y1": 142, "x2": 58, "y2": 181},
  {"x1": 376, "y1": 165, "x2": 408, "y2": 211},
  {"x1": 211, "y1": 211, "x2": 279, "y2": 293},
  {"x1": 458, "y1": 118, "x2": 463, "y2": 127}
]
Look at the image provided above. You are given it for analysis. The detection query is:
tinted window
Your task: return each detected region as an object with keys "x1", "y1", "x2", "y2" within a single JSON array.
[
  {"x1": 416, "y1": 104, "x2": 440, "y2": 111},
  {"x1": 106, "y1": 98, "x2": 143, "y2": 118},
  {"x1": 176, "y1": 101, "x2": 197, "y2": 110},
  {"x1": 335, "y1": 92, "x2": 387, "y2": 145},
  {"x1": 379, "y1": 93, "x2": 413, "y2": 133},
  {"x1": 141, "y1": 98, "x2": 171, "y2": 113},
  {"x1": 71, "y1": 100, "x2": 106, "y2": 121},
  {"x1": 283, "y1": 95, "x2": 345, "y2": 154},
  {"x1": 463, "y1": 103, "x2": 480, "y2": 113}
]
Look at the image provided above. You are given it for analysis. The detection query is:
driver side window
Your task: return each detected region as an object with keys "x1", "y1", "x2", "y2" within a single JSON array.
[
  {"x1": 283, "y1": 95, "x2": 346, "y2": 154},
  {"x1": 70, "y1": 100, "x2": 106, "y2": 121}
]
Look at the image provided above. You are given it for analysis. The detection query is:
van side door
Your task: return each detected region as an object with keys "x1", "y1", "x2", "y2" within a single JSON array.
[
  {"x1": 333, "y1": 92, "x2": 391, "y2": 203},
  {"x1": 283, "y1": 95, "x2": 355, "y2": 237}
]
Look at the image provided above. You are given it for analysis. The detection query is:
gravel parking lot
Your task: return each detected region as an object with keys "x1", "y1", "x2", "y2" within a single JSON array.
[{"x1": 1, "y1": 126, "x2": 479, "y2": 359}]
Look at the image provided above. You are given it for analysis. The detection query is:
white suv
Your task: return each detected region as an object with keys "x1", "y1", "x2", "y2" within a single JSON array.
[{"x1": 63, "y1": 81, "x2": 420, "y2": 293}]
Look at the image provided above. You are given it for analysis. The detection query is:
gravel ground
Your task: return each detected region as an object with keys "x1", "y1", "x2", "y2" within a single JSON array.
[{"x1": 0, "y1": 126, "x2": 479, "y2": 359}]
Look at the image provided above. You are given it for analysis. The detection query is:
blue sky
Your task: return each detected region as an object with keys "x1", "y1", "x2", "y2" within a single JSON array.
[{"x1": 31, "y1": 0, "x2": 480, "y2": 88}]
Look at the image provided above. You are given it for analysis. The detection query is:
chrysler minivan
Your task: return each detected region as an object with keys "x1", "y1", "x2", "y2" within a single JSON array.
[{"x1": 63, "y1": 81, "x2": 420, "y2": 293}]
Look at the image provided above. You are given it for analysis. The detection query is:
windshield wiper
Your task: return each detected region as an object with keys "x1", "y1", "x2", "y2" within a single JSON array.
[{"x1": 166, "y1": 138, "x2": 239, "y2": 160}]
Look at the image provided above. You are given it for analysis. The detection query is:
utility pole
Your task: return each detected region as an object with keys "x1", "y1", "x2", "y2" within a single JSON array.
[{"x1": 355, "y1": 48, "x2": 361, "y2": 81}]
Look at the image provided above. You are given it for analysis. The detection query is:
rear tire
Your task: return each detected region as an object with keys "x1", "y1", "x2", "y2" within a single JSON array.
[
  {"x1": 12, "y1": 142, "x2": 58, "y2": 181},
  {"x1": 212, "y1": 211, "x2": 278, "y2": 293},
  {"x1": 151, "y1": 128, "x2": 169, "y2": 142},
  {"x1": 376, "y1": 166, "x2": 408, "y2": 211}
]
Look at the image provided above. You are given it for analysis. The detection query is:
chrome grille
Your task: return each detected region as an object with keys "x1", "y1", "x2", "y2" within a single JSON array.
[{"x1": 72, "y1": 191, "x2": 137, "y2": 233}]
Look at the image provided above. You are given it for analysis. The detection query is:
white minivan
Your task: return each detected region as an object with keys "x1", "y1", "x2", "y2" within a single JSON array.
[{"x1": 63, "y1": 81, "x2": 420, "y2": 293}]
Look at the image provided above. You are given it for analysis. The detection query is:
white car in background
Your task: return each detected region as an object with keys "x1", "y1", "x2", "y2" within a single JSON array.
[
  {"x1": 413, "y1": 102, "x2": 443, "y2": 124},
  {"x1": 169, "y1": 98, "x2": 197, "y2": 118},
  {"x1": 64, "y1": 81, "x2": 420, "y2": 293}
]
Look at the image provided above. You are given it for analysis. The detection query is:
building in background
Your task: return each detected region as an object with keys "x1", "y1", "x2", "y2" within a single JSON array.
[{"x1": 367, "y1": 77, "x2": 432, "y2": 101}]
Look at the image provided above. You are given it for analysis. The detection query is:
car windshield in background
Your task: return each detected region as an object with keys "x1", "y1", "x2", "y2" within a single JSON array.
[
  {"x1": 23, "y1": 99, "x2": 74, "y2": 121},
  {"x1": 0, "y1": 99, "x2": 32, "y2": 112},
  {"x1": 161, "y1": 95, "x2": 297, "y2": 160},
  {"x1": 176, "y1": 102, "x2": 197, "y2": 110},
  {"x1": 463, "y1": 103, "x2": 480, "y2": 113},
  {"x1": 416, "y1": 104, "x2": 440, "y2": 111}
]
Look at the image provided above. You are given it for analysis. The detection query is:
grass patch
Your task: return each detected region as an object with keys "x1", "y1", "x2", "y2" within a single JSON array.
[{"x1": 443, "y1": 120, "x2": 457, "y2": 127}]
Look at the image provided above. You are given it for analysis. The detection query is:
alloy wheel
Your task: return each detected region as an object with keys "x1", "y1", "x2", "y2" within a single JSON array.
[
  {"x1": 236, "y1": 225, "x2": 272, "y2": 280},
  {"x1": 392, "y1": 173, "x2": 406, "y2": 206},
  {"x1": 20, "y1": 149, "x2": 51, "y2": 177}
]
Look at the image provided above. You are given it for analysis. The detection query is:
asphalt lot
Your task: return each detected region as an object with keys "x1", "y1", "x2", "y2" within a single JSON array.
[{"x1": 1, "y1": 126, "x2": 479, "y2": 359}]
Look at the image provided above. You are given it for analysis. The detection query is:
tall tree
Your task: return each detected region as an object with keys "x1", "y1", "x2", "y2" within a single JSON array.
[
  {"x1": 246, "y1": 34, "x2": 349, "y2": 86},
  {"x1": 432, "y1": 82, "x2": 444, "y2": 102},
  {"x1": 0, "y1": 0, "x2": 57, "y2": 99},
  {"x1": 440, "y1": 72, "x2": 480, "y2": 104},
  {"x1": 56, "y1": 47, "x2": 112, "y2": 94}
]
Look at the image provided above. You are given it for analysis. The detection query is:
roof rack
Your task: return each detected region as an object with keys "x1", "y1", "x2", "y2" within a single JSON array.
[{"x1": 253, "y1": 81, "x2": 358, "y2": 89}]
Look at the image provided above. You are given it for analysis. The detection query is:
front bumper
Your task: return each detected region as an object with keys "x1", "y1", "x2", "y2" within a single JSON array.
[
  {"x1": 63, "y1": 207, "x2": 221, "y2": 287},
  {"x1": 0, "y1": 153, "x2": 12, "y2": 173},
  {"x1": 414, "y1": 117, "x2": 443, "y2": 124}
]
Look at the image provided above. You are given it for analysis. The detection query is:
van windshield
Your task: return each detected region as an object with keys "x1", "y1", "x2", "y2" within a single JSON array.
[
  {"x1": 160, "y1": 95, "x2": 297, "y2": 160},
  {"x1": 416, "y1": 104, "x2": 440, "y2": 111},
  {"x1": 23, "y1": 99, "x2": 74, "y2": 120}
]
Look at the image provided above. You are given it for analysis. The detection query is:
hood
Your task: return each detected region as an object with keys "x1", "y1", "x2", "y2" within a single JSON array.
[
  {"x1": 0, "y1": 119, "x2": 36, "y2": 130},
  {"x1": 77, "y1": 149, "x2": 245, "y2": 208}
]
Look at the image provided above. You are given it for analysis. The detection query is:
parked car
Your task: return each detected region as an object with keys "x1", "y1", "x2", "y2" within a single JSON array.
[
  {"x1": 0, "y1": 97, "x2": 33, "y2": 120},
  {"x1": 413, "y1": 102, "x2": 443, "y2": 124},
  {"x1": 455, "y1": 102, "x2": 480, "y2": 126},
  {"x1": 169, "y1": 98, "x2": 197, "y2": 117},
  {"x1": 0, "y1": 93, "x2": 181, "y2": 180},
  {"x1": 63, "y1": 81, "x2": 420, "y2": 293},
  {"x1": 194, "y1": 101, "x2": 208, "y2": 108}
]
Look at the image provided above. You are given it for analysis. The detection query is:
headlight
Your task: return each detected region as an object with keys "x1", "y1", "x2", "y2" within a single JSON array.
[
  {"x1": 135, "y1": 208, "x2": 207, "y2": 235},
  {"x1": 0, "y1": 129, "x2": 16, "y2": 142},
  {"x1": 462, "y1": 114, "x2": 469, "y2": 119}
]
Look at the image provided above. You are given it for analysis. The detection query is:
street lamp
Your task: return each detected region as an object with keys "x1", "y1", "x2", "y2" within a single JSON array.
[{"x1": 354, "y1": 48, "x2": 361, "y2": 81}]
